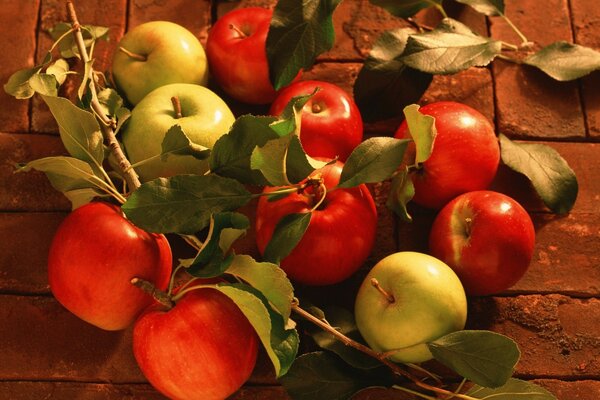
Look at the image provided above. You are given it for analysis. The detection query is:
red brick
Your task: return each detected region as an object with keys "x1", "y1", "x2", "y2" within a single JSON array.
[
  {"x1": 0, "y1": 0, "x2": 39, "y2": 133},
  {"x1": 31, "y1": 0, "x2": 128, "y2": 133},
  {"x1": 534, "y1": 379, "x2": 600, "y2": 400},
  {"x1": 570, "y1": 0, "x2": 600, "y2": 139},
  {"x1": 0, "y1": 132, "x2": 70, "y2": 211},
  {"x1": 490, "y1": 0, "x2": 585, "y2": 140},
  {"x1": 0, "y1": 382, "x2": 167, "y2": 400}
]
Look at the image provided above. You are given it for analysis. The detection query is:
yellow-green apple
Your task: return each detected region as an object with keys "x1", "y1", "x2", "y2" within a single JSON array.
[
  {"x1": 354, "y1": 251, "x2": 467, "y2": 363},
  {"x1": 394, "y1": 101, "x2": 500, "y2": 209},
  {"x1": 121, "y1": 83, "x2": 235, "y2": 181},
  {"x1": 133, "y1": 287, "x2": 259, "y2": 400},
  {"x1": 429, "y1": 190, "x2": 536, "y2": 296},
  {"x1": 48, "y1": 202, "x2": 172, "y2": 331},
  {"x1": 206, "y1": 7, "x2": 300, "y2": 105},
  {"x1": 255, "y1": 160, "x2": 377, "y2": 286},
  {"x1": 269, "y1": 80, "x2": 363, "y2": 161},
  {"x1": 112, "y1": 21, "x2": 209, "y2": 105}
]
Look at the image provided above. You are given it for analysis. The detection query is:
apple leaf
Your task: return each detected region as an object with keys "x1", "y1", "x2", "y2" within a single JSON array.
[
  {"x1": 499, "y1": 134, "x2": 578, "y2": 214},
  {"x1": 215, "y1": 283, "x2": 299, "y2": 377},
  {"x1": 186, "y1": 212, "x2": 250, "y2": 278},
  {"x1": 370, "y1": 0, "x2": 443, "y2": 18},
  {"x1": 337, "y1": 137, "x2": 410, "y2": 189},
  {"x1": 48, "y1": 22, "x2": 109, "y2": 59},
  {"x1": 523, "y1": 41, "x2": 600, "y2": 81},
  {"x1": 279, "y1": 351, "x2": 393, "y2": 400},
  {"x1": 263, "y1": 212, "x2": 312, "y2": 264},
  {"x1": 46, "y1": 59, "x2": 70, "y2": 86},
  {"x1": 160, "y1": 125, "x2": 210, "y2": 162},
  {"x1": 40, "y1": 94, "x2": 104, "y2": 169},
  {"x1": 354, "y1": 28, "x2": 433, "y2": 122},
  {"x1": 401, "y1": 18, "x2": 502, "y2": 74},
  {"x1": 403, "y1": 104, "x2": 437, "y2": 165},
  {"x1": 386, "y1": 167, "x2": 415, "y2": 222},
  {"x1": 63, "y1": 188, "x2": 106, "y2": 210},
  {"x1": 251, "y1": 134, "x2": 294, "y2": 186},
  {"x1": 121, "y1": 175, "x2": 252, "y2": 234},
  {"x1": 96, "y1": 88, "x2": 129, "y2": 121},
  {"x1": 266, "y1": 0, "x2": 342, "y2": 90},
  {"x1": 29, "y1": 73, "x2": 59, "y2": 97},
  {"x1": 3, "y1": 53, "x2": 53, "y2": 99},
  {"x1": 226, "y1": 254, "x2": 294, "y2": 322},
  {"x1": 455, "y1": 0, "x2": 504, "y2": 16},
  {"x1": 306, "y1": 305, "x2": 382, "y2": 370},
  {"x1": 210, "y1": 115, "x2": 279, "y2": 186},
  {"x1": 428, "y1": 330, "x2": 520, "y2": 388},
  {"x1": 466, "y1": 378, "x2": 557, "y2": 399}
]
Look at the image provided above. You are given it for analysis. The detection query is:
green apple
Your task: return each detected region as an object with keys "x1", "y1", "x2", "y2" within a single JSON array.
[
  {"x1": 112, "y1": 21, "x2": 209, "y2": 105},
  {"x1": 121, "y1": 83, "x2": 235, "y2": 181},
  {"x1": 354, "y1": 251, "x2": 467, "y2": 364}
]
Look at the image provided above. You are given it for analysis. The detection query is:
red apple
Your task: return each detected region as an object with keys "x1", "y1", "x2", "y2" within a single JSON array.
[
  {"x1": 206, "y1": 7, "x2": 298, "y2": 104},
  {"x1": 133, "y1": 287, "x2": 259, "y2": 400},
  {"x1": 269, "y1": 80, "x2": 363, "y2": 161},
  {"x1": 48, "y1": 202, "x2": 172, "y2": 330},
  {"x1": 428, "y1": 190, "x2": 536, "y2": 296},
  {"x1": 255, "y1": 161, "x2": 378, "y2": 286},
  {"x1": 394, "y1": 101, "x2": 500, "y2": 209}
]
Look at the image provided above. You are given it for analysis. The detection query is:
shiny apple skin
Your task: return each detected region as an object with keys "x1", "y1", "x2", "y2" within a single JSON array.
[
  {"x1": 394, "y1": 101, "x2": 500, "y2": 209},
  {"x1": 429, "y1": 190, "x2": 536, "y2": 296},
  {"x1": 133, "y1": 288, "x2": 258, "y2": 400},
  {"x1": 269, "y1": 80, "x2": 363, "y2": 161},
  {"x1": 255, "y1": 161, "x2": 377, "y2": 286},
  {"x1": 48, "y1": 202, "x2": 172, "y2": 330}
]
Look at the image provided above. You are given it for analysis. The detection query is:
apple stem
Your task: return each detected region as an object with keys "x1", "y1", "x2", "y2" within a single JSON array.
[
  {"x1": 118, "y1": 46, "x2": 147, "y2": 62},
  {"x1": 311, "y1": 103, "x2": 322, "y2": 113},
  {"x1": 171, "y1": 96, "x2": 183, "y2": 119},
  {"x1": 131, "y1": 277, "x2": 174, "y2": 309},
  {"x1": 228, "y1": 23, "x2": 248, "y2": 39},
  {"x1": 370, "y1": 278, "x2": 395, "y2": 304}
]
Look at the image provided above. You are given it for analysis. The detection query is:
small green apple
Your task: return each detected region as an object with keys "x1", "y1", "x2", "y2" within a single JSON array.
[
  {"x1": 121, "y1": 83, "x2": 235, "y2": 181},
  {"x1": 354, "y1": 251, "x2": 467, "y2": 364},
  {"x1": 112, "y1": 21, "x2": 209, "y2": 105}
]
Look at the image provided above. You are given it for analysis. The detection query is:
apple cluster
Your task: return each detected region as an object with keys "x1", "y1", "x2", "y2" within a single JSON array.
[{"x1": 44, "y1": 5, "x2": 538, "y2": 400}]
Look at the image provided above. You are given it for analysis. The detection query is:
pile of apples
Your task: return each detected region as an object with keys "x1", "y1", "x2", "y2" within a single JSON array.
[{"x1": 46, "y1": 6, "x2": 536, "y2": 400}]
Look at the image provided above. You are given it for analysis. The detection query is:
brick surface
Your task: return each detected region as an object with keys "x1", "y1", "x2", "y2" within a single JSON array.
[
  {"x1": 0, "y1": 132, "x2": 70, "y2": 211},
  {"x1": 490, "y1": 0, "x2": 586, "y2": 140},
  {"x1": 0, "y1": 0, "x2": 39, "y2": 133},
  {"x1": 31, "y1": 0, "x2": 127, "y2": 133}
]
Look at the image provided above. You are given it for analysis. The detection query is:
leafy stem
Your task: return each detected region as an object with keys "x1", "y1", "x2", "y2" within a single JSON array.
[{"x1": 501, "y1": 14, "x2": 530, "y2": 47}]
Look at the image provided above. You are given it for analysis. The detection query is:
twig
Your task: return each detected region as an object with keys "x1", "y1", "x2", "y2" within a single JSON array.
[{"x1": 66, "y1": 1, "x2": 141, "y2": 191}]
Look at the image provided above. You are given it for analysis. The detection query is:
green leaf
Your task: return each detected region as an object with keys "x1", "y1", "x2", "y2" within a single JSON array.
[
  {"x1": 499, "y1": 134, "x2": 578, "y2": 214},
  {"x1": 401, "y1": 18, "x2": 502, "y2": 74},
  {"x1": 161, "y1": 125, "x2": 210, "y2": 162},
  {"x1": 40, "y1": 94, "x2": 104, "y2": 168},
  {"x1": 370, "y1": 0, "x2": 443, "y2": 18},
  {"x1": 386, "y1": 167, "x2": 415, "y2": 222},
  {"x1": 354, "y1": 28, "x2": 433, "y2": 122},
  {"x1": 97, "y1": 88, "x2": 128, "y2": 119},
  {"x1": 466, "y1": 378, "x2": 557, "y2": 399},
  {"x1": 403, "y1": 104, "x2": 437, "y2": 164},
  {"x1": 49, "y1": 22, "x2": 109, "y2": 59},
  {"x1": 524, "y1": 41, "x2": 600, "y2": 81},
  {"x1": 210, "y1": 115, "x2": 279, "y2": 185},
  {"x1": 121, "y1": 175, "x2": 252, "y2": 234},
  {"x1": 307, "y1": 305, "x2": 382, "y2": 370},
  {"x1": 266, "y1": 0, "x2": 342, "y2": 89},
  {"x1": 251, "y1": 134, "x2": 294, "y2": 186},
  {"x1": 263, "y1": 212, "x2": 312, "y2": 264},
  {"x1": 428, "y1": 330, "x2": 520, "y2": 388},
  {"x1": 286, "y1": 135, "x2": 330, "y2": 184},
  {"x1": 3, "y1": 53, "x2": 53, "y2": 99},
  {"x1": 29, "y1": 73, "x2": 58, "y2": 97},
  {"x1": 46, "y1": 59, "x2": 70, "y2": 86},
  {"x1": 455, "y1": 0, "x2": 504, "y2": 16},
  {"x1": 215, "y1": 283, "x2": 299, "y2": 377},
  {"x1": 226, "y1": 254, "x2": 294, "y2": 321},
  {"x1": 337, "y1": 137, "x2": 409, "y2": 188},
  {"x1": 186, "y1": 212, "x2": 250, "y2": 278},
  {"x1": 279, "y1": 351, "x2": 393, "y2": 400},
  {"x1": 63, "y1": 188, "x2": 105, "y2": 210}
]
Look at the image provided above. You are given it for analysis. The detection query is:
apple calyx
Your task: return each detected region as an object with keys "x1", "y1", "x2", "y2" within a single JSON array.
[
  {"x1": 131, "y1": 277, "x2": 174, "y2": 309},
  {"x1": 118, "y1": 46, "x2": 147, "y2": 62},
  {"x1": 171, "y1": 96, "x2": 183, "y2": 119},
  {"x1": 370, "y1": 278, "x2": 395, "y2": 304},
  {"x1": 311, "y1": 103, "x2": 323, "y2": 114}
]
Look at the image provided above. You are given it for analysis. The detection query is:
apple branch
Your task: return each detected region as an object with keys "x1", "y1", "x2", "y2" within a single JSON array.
[
  {"x1": 66, "y1": 1, "x2": 141, "y2": 191},
  {"x1": 131, "y1": 277, "x2": 175, "y2": 309}
]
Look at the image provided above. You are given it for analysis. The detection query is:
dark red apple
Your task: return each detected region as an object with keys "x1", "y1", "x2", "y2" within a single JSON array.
[
  {"x1": 428, "y1": 190, "x2": 536, "y2": 296},
  {"x1": 394, "y1": 101, "x2": 500, "y2": 209},
  {"x1": 269, "y1": 80, "x2": 363, "y2": 161},
  {"x1": 133, "y1": 287, "x2": 259, "y2": 400},
  {"x1": 255, "y1": 161, "x2": 378, "y2": 286},
  {"x1": 48, "y1": 201, "x2": 172, "y2": 330}
]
